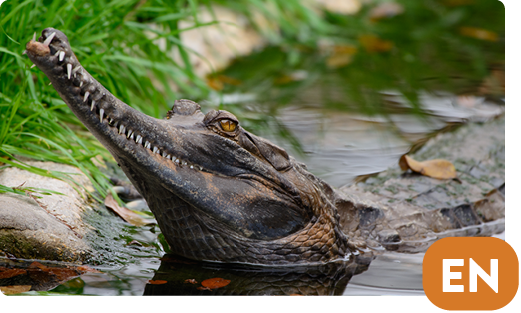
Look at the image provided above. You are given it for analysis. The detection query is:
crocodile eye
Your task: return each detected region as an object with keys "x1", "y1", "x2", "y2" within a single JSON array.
[{"x1": 220, "y1": 119, "x2": 237, "y2": 132}]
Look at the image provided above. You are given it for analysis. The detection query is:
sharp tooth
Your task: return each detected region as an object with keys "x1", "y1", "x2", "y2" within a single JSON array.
[
  {"x1": 22, "y1": 50, "x2": 27, "y2": 55},
  {"x1": 32, "y1": 32, "x2": 36, "y2": 42},
  {"x1": 109, "y1": 118, "x2": 114, "y2": 124},
  {"x1": 67, "y1": 63, "x2": 72, "y2": 79},
  {"x1": 99, "y1": 109, "x2": 104, "y2": 123},
  {"x1": 136, "y1": 135, "x2": 142, "y2": 144},
  {"x1": 153, "y1": 146, "x2": 158, "y2": 153},
  {"x1": 190, "y1": 165, "x2": 194, "y2": 169},
  {"x1": 145, "y1": 141, "x2": 151, "y2": 149},
  {"x1": 183, "y1": 161, "x2": 187, "y2": 166},
  {"x1": 119, "y1": 125, "x2": 125, "y2": 134},
  {"x1": 91, "y1": 100, "x2": 96, "y2": 111},
  {"x1": 162, "y1": 152, "x2": 167, "y2": 157},
  {"x1": 59, "y1": 51, "x2": 65, "y2": 62},
  {"x1": 83, "y1": 91, "x2": 89, "y2": 102},
  {"x1": 72, "y1": 65, "x2": 81, "y2": 75},
  {"x1": 175, "y1": 159, "x2": 180, "y2": 164},
  {"x1": 127, "y1": 129, "x2": 133, "y2": 138},
  {"x1": 129, "y1": 133, "x2": 134, "y2": 140},
  {"x1": 80, "y1": 81, "x2": 83, "y2": 87},
  {"x1": 30, "y1": 64, "x2": 35, "y2": 69},
  {"x1": 43, "y1": 32, "x2": 56, "y2": 46},
  {"x1": 199, "y1": 166, "x2": 203, "y2": 171},
  {"x1": 54, "y1": 50, "x2": 60, "y2": 57},
  {"x1": 114, "y1": 121, "x2": 119, "y2": 128},
  {"x1": 166, "y1": 155, "x2": 171, "y2": 160}
]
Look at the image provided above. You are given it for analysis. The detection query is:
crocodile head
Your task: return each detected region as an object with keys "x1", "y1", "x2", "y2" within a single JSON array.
[{"x1": 26, "y1": 28, "x2": 352, "y2": 265}]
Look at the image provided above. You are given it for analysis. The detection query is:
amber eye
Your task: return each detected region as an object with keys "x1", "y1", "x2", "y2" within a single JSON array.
[{"x1": 220, "y1": 119, "x2": 237, "y2": 132}]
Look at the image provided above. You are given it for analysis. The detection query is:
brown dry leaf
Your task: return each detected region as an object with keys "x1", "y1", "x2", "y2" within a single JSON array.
[
  {"x1": 201, "y1": 277, "x2": 231, "y2": 289},
  {"x1": 28, "y1": 261, "x2": 47, "y2": 270},
  {"x1": 459, "y1": 26, "x2": 498, "y2": 42},
  {"x1": 206, "y1": 75, "x2": 241, "y2": 91},
  {"x1": 76, "y1": 265, "x2": 102, "y2": 274},
  {"x1": 104, "y1": 193, "x2": 150, "y2": 226},
  {"x1": 0, "y1": 268, "x2": 26, "y2": 279},
  {"x1": 399, "y1": 155, "x2": 457, "y2": 179},
  {"x1": 218, "y1": 75, "x2": 241, "y2": 86},
  {"x1": 184, "y1": 279, "x2": 198, "y2": 284},
  {"x1": 358, "y1": 34, "x2": 393, "y2": 53},
  {"x1": 0, "y1": 285, "x2": 31, "y2": 295},
  {"x1": 148, "y1": 280, "x2": 168, "y2": 285},
  {"x1": 207, "y1": 76, "x2": 223, "y2": 91},
  {"x1": 326, "y1": 45, "x2": 357, "y2": 68}
]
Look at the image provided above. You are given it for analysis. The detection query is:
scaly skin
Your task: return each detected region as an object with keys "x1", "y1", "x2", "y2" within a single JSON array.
[{"x1": 26, "y1": 28, "x2": 353, "y2": 266}]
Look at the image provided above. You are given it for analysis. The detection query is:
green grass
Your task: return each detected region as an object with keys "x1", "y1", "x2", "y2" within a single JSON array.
[{"x1": 0, "y1": 0, "x2": 326, "y2": 199}]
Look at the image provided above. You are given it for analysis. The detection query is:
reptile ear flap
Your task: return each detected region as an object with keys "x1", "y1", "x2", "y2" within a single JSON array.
[{"x1": 240, "y1": 132, "x2": 291, "y2": 171}]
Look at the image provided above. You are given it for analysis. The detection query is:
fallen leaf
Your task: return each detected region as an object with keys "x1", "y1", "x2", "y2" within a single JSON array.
[
  {"x1": 206, "y1": 75, "x2": 241, "y2": 91},
  {"x1": 0, "y1": 268, "x2": 26, "y2": 279},
  {"x1": 399, "y1": 155, "x2": 457, "y2": 179},
  {"x1": 148, "y1": 280, "x2": 168, "y2": 285},
  {"x1": 104, "y1": 193, "x2": 151, "y2": 226},
  {"x1": 201, "y1": 277, "x2": 231, "y2": 289},
  {"x1": 28, "y1": 261, "x2": 47, "y2": 270},
  {"x1": 359, "y1": 34, "x2": 393, "y2": 53},
  {"x1": 197, "y1": 286, "x2": 212, "y2": 291},
  {"x1": 76, "y1": 265, "x2": 102, "y2": 274},
  {"x1": 459, "y1": 26, "x2": 498, "y2": 42},
  {"x1": 184, "y1": 279, "x2": 198, "y2": 284},
  {"x1": 326, "y1": 45, "x2": 357, "y2": 68},
  {"x1": 0, "y1": 285, "x2": 31, "y2": 295}
]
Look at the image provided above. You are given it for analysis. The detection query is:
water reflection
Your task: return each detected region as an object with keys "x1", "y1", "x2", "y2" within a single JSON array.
[
  {"x1": 143, "y1": 253, "x2": 373, "y2": 296},
  {"x1": 257, "y1": 92, "x2": 503, "y2": 187}
]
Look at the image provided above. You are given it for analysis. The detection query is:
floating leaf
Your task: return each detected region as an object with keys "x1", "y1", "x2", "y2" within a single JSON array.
[
  {"x1": 104, "y1": 193, "x2": 152, "y2": 226},
  {"x1": 184, "y1": 279, "x2": 197, "y2": 284},
  {"x1": 326, "y1": 45, "x2": 357, "y2": 68},
  {"x1": 148, "y1": 280, "x2": 168, "y2": 285},
  {"x1": 197, "y1": 286, "x2": 212, "y2": 291},
  {"x1": 399, "y1": 155, "x2": 457, "y2": 179},
  {"x1": 459, "y1": 26, "x2": 498, "y2": 42},
  {"x1": 358, "y1": 34, "x2": 393, "y2": 53},
  {"x1": 28, "y1": 261, "x2": 47, "y2": 270},
  {"x1": 0, "y1": 285, "x2": 31, "y2": 295},
  {"x1": 76, "y1": 265, "x2": 102, "y2": 274},
  {"x1": 201, "y1": 277, "x2": 231, "y2": 289}
]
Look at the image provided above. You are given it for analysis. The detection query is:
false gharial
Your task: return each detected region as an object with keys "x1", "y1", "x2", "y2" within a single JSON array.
[{"x1": 25, "y1": 28, "x2": 505, "y2": 266}]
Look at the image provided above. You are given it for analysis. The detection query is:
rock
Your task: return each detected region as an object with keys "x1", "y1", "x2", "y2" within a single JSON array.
[
  {"x1": 338, "y1": 116, "x2": 505, "y2": 252},
  {"x1": 0, "y1": 162, "x2": 93, "y2": 262}
]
